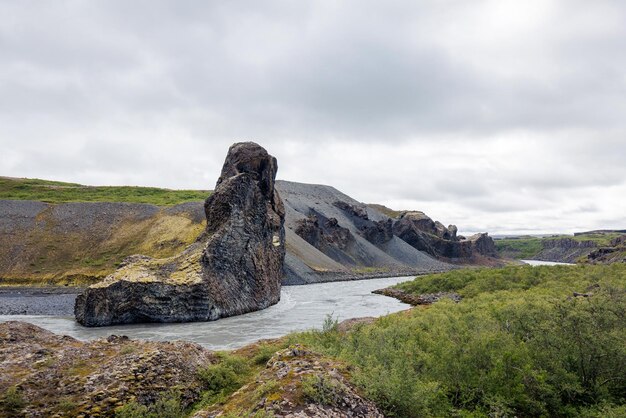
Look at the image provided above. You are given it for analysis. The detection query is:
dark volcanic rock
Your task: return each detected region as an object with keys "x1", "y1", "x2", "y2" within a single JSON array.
[
  {"x1": 468, "y1": 232, "x2": 497, "y2": 257},
  {"x1": 333, "y1": 201, "x2": 394, "y2": 246},
  {"x1": 586, "y1": 235, "x2": 626, "y2": 264},
  {"x1": 393, "y1": 212, "x2": 496, "y2": 260},
  {"x1": 0, "y1": 321, "x2": 216, "y2": 417},
  {"x1": 75, "y1": 142, "x2": 285, "y2": 326},
  {"x1": 294, "y1": 214, "x2": 358, "y2": 265}
]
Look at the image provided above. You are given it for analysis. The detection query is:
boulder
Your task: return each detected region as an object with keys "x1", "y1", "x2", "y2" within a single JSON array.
[{"x1": 74, "y1": 142, "x2": 285, "y2": 326}]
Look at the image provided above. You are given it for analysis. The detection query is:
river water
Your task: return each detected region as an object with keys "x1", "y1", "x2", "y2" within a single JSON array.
[
  {"x1": 521, "y1": 259, "x2": 575, "y2": 266},
  {"x1": 0, "y1": 276, "x2": 413, "y2": 350}
]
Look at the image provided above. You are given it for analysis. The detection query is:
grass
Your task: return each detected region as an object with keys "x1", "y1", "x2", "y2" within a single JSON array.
[
  {"x1": 494, "y1": 236, "x2": 544, "y2": 259},
  {"x1": 0, "y1": 177, "x2": 210, "y2": 206},
  {"x1": 290, "y1": 263, "x2": 626, "y2": 417}
]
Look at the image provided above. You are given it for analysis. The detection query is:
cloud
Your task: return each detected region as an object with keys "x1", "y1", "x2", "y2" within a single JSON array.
[{"x1": 1, "y1": 0, "x2": 625, "y2": 234}]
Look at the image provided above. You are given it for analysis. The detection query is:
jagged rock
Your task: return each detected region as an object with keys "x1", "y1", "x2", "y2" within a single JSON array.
[
  {"x1": 333, "y1": 201, "x2": 369, "y2": 220},
  {"x1": 398, "y1": 211, "x2": 438, "y2": 235},
  {"x1": 393, "y1": 213, "x2": 496, "y2": 260},
  {"x1": 333, "y1": 201, "x2": 394, "y2": 246},
  {"x1": 586, "y1": 235, "x2": 626, "y2": 264},
  {"x1": 468, "y1": 232, "x2": 497, "y2": 257},
  {"x1": 294, "y1": 214, "x2": 357, "y2": 265},
  {"x1": 448, "y1": 224, "x2": 458, "y2": 240},
  {"x1": 0, "y1": 321, "x2": 215, "y2": 417},
  {"x1": 360, "y1": 218, "x2": 394, "y2": 246},
  {"x1": 74, "y1": 142, "x2": 285, "y2": 326}
]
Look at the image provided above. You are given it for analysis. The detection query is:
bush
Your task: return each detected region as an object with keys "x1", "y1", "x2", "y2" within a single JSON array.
[
  {"x1": 1, "y1": 386, "x2": 25, "y2": 412},
  {"x1": 294, "y1": 264, "x2": 626, "y2": 417},
  {"x1": 301, "y1": 374, "x2": 345, "y2": 406},
  {"x1": 197, "y1": 354, "x2": 250, "y2": 395},
  {"x1": 116, "y1": 391, "x2": 184, "y2": 418}
]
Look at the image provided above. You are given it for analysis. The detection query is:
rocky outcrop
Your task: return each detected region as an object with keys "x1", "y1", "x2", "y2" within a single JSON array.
[
  {"x1": 194, "y1": 345, "x2": 384, "y2": 418},
  {"x1": 0, "y1": 321, "x2": 215, "y2": 417},
  {"x1": 333, "y1": 201, "x2": 394, "y2": 246},
  {"x1": 533, "y1": 237, "x2": 598, "y2": 263},
  {"x1": 74, "y1": 142, "x2": 285, "y2": 326},
  {"x1": 294, "y1": 214, "x2": 357, "y2": 265},
  {"x1": 586, "y1": 235, "x2": 626, "y2": 264},
  {"x1": 393, "y1": 212, "x2": 496, "y2": 260},
  {"x1": 468, "y1": 232, "x2": 497, "y2": 257}
]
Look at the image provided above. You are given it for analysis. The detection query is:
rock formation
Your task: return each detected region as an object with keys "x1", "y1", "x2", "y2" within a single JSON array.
[
  {"x1": 74, "y1": 142, "x2": 285, "y2": 326},
  {"x1": 393, "y1": 211, "x2": 496, "y2": 260}
]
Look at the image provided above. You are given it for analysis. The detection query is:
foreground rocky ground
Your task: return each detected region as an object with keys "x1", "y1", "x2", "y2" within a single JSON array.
[{"x1": 0, "y1": 321, "x2": 383, "y2": 417}]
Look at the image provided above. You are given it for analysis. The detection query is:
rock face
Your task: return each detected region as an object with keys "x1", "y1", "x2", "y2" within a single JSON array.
[
  {"x1": 0, "y1": 321, "x2": 215, "y2": 417},
  {"x1": 393, "y1": 211, "x2": 496, "y2": 260},
  {"x1": 533, "y1": 237, "x2": 598, "y2": 263},
  {"x1": 75, "y1": 142, "x2": 285, "y2": 326},
  {"x1": 586, "y1": 235, "x2": 626, "y2": 264}
]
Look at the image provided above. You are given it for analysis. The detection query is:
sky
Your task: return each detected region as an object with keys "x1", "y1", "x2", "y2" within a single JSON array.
[{"x1": 1, "y1": 0, "x2": 625, "y2": 235}]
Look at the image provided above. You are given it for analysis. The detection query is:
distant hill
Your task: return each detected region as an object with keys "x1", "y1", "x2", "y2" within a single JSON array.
[
  {"x1": 495, "y1": 232, "x2": 626, "y2": 263},
  {"x1": 0, "y1": 176, "x2": 210, "y2": 205}
]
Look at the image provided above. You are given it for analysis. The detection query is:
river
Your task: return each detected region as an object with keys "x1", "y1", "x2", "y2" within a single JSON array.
[
  {"x1": 0, "y1": 276, "x2": 413, "y2": 350},
  {"x1": 521, "y1": 259, "x2": 575, "y2": 266}
]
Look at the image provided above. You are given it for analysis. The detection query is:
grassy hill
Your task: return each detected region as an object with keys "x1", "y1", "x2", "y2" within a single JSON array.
[
  {"x1": 495, "y1": 232, "x2": 625, "y2": 261},
  {"x1": 0, "y1": 177, "x2": 210, "y2": 205}
]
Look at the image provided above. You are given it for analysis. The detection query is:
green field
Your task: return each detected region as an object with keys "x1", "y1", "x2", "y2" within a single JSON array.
[
  {"x1": 0, "y1": 177, "x2": 210, "y2": 205},
  {"x1": 292, "y1": 264, "x2": 626, "y2": 417}
]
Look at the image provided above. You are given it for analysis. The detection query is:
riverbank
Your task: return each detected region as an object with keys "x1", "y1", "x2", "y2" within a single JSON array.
[
  {"x1": 2, "y1": 263, "x2": 624, "y2": 417},
  {"x1": 0, "y1": 276, "x2": 413, "y2": 350}
]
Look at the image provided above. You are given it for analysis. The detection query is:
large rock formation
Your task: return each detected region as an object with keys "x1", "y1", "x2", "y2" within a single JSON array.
[
  {"x1": 393, "y1": 211, "x2": 496, "y2": 260},
  {"x1": 74, "y1": 142, "x2": 285, "y2": 326}
]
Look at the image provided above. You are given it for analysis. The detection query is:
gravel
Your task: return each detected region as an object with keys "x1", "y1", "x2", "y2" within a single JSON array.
[{"x1": 0, "y1": 288, "x2": 80, "y2": 315}]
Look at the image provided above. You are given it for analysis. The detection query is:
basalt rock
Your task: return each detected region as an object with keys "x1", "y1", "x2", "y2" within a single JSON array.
[
  {"x1": 393, "y1": 212, "x2": 496, "y2": 260},
  {"x1": 75, "y1": 142, "x2": 285, "y2": 326},
  {"x1": 294, "y1": 213, "x2": 357, "y2": 265},
  {"x1": 333, "y1": 201, "x2": 394, "y2": 246}
]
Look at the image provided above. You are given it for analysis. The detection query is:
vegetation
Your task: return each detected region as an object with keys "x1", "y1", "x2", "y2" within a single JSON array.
[
  {"x1": 197, "y1": 353, "x2": 251, "y2": 397},
  {"x1": 1, "y1": 386, "x2": 26, "y2": 413},
  {"x1": 116, "y1": 391, "x2": 185, "y2": 418},
  {"x1": 301, "y1": 374, "x2": 346, "y2": 406},
  {"x1": 0, "y1": 177, "x2": 210, "y2": 205},
  {"x1": 495, "y1": 232, "x2": 624, "y2": 260},
  {"x1": 291, "y1": 264, "x2": 626, "y2": 417},
  {"x1": 495, "y1": 236, "x2": 544, "y2": 259}
]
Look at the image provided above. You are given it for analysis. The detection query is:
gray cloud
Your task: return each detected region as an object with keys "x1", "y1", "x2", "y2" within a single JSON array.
[{"x1": 1, "y1": 0, "x2": 625, "y2": 234}]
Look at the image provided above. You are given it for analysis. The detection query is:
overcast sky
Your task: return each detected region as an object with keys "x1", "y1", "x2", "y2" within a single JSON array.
[{"x1": 1, "y1": 1, "x2": 625, "y2": 235}]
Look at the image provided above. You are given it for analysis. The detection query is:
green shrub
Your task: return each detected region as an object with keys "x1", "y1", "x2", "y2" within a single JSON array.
[
  {"x1": 116, "y1": 391, "x2": 184, "y2": 418},
  {"x1": 293, "y1": 264, "x2": 626, "y2": 417},
  {"x1": 197, "y1": 354, "x2": 250, "y2": 395},
  {"x1": 1, "y1": 386, "x2": 25, "y2": 412},
  {"x1": 301, "y1": 374, "x2": 345, "y2": 406},
  {"x1": 252, "y1": 344, "x2": 277, "y2": 366}
]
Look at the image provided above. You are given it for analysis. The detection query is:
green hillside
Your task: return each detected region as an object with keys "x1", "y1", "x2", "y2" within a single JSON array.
[{"x1": 0, "y1": 177, "x2": 210, "y2": 205}]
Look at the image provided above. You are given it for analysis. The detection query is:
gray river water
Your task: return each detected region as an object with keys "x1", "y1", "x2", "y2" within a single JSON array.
[{"x1": 0, "y1": 276, "x2": 413, "y2": 350}]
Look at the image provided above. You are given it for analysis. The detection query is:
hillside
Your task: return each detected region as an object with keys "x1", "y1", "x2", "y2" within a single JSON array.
[
  {"x1": 495, "y1": 231, "x2": 626, "y2": 263},
  {"x1": 0, "y1": 177, "x2": 210, "y2": 205},
  {"x1": 0, "y1": 177, "x2": 499, "y2": 286}
]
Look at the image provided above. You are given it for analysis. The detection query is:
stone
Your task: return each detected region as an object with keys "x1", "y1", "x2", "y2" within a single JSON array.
[{"x1": 74, "y1": 142, "x2": 285, "y2": 326}]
